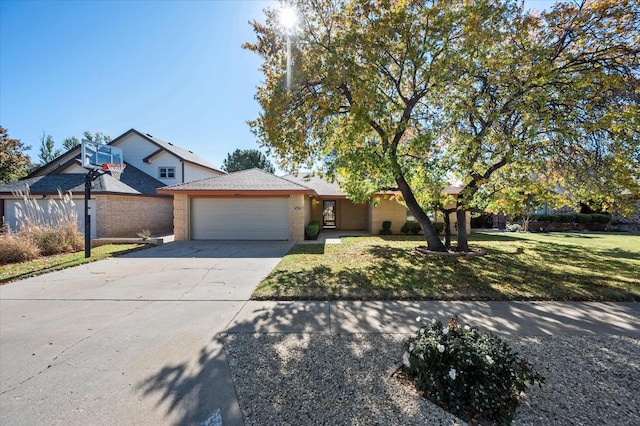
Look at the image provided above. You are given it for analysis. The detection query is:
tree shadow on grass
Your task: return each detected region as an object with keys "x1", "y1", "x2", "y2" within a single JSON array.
[
  {"x1": 365, "y1": 242, "x2": 639, "y2": 301},
  {"x1": 255, "y1": 237, "x2": 640, "y2": 301},
  {"x1": 253, "y1": 265, "x2": 336, "y2": 300}
]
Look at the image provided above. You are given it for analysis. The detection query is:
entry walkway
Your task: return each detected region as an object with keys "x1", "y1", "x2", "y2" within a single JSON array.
[{"x1": 298, "y1": 230, "x2": 372, "y2": 244}]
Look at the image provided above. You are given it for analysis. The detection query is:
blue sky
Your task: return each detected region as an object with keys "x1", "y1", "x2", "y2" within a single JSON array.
[{"x1": 1, "y1": 0, "x2": 556, "y2": 172}]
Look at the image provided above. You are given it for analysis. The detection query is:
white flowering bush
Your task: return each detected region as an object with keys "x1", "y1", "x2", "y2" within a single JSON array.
[{"x1": 402, "y1": 316, "x2": 544, "y2": 425}]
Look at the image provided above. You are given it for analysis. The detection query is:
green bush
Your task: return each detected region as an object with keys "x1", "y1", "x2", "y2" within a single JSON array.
[
  {"x1": 403, "y1": 316, "x2": 544, "y2": 425},
  {"x1": 531, "y1": 213, "x2": 609, "y2": 225},
  {"x1": 592, "y1": 213, "x2": 611, "y2": 224},
  {"x1": 380, "y1": 220, "x2": 392, "y2": 235},
  {"x1": 0, "y1": 234, "x2": 40, "y2": 265},
  {"x1": 305, "y1": 220, "x2": 321, "y2": 240},
  {"x1": 401, "y1": 222, "x2": 422, "y2": 235},
  {"x1": 433, "y1": 222, "x2": 445, "y2": 234}
]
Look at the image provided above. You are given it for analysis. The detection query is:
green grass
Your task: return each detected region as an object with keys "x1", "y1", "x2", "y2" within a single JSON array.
[
  {"x1": 0, "y1": 244, "x2": 148, "y2": 284},
  {"x1": 252, "y1": 232, "x2": 640, "y2": 301}
]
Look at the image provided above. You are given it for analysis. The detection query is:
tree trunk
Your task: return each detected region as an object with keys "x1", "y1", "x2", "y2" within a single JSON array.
[
  {"x1": 456, "y1": 209, "x2": 470, "y2": 252},
  {"x1": 395, "y1": 176, "x2": 447, "y2": 252},
  {"x1": 443, "y1": 211, "x2": 451, "y2": 249}
]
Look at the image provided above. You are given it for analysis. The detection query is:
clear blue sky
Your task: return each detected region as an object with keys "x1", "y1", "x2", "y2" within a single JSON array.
[{"x1": 0, "y1": 0, "x2": 557, "y2": 172}]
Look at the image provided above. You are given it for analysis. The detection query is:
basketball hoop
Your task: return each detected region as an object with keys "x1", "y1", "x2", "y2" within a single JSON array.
[{"x1": 102, "y1": 163, "x2": 126, "y2": 180}]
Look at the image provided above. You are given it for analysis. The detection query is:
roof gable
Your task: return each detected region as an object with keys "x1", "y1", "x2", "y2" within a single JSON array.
[
  {"x1": 111, "y1": 129, "x2": 223, "y2": 173},
  {"x1": 27, "y1": 145, "x2": 83, "y2": 177}
]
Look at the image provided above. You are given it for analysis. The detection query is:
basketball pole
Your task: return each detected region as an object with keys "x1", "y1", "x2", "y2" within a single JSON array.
[{"x1": 84, "y1": 168, "x2": 103, "y2": 258}]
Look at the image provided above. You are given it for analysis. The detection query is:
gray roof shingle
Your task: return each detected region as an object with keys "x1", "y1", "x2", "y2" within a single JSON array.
[
  {"x1": 113, "y1": 129, "x2": 223, "y2": 173},
  {"x1": 281, "y1": 173, "x2": 347, "y2": 197},
  {"x1": 0, "y1": 163, "x2": 167, "y2": 196},
  {"x1": 159, "y1": 168, "x2": 312, "y2": 192}
]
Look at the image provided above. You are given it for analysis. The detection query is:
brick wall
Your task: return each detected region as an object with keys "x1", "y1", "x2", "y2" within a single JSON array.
[
  {"x1": 369, "y1": 196, "x2": 406, "y2": 234},
  {"x1": 173, "y1": 194, "x2": 189, "y2": 240},
  {"x1": 289, "y1": 194, "x2": 305, "y2": 241},
  {"x1": 94, "y1": 195, "x2": 173, "y2": 238},
  {"x1": 339, "y1": 200, "x2": 368, "y2": 230}
]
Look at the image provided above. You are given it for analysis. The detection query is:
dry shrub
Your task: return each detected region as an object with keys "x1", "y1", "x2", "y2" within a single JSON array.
[
  {"x1": 0, "y1": 233, "x2": 40, "y2": 264},
  {"x1": 1, "y1": 188, "x2": 85, "y2": 263},
  {"x1": 23, "y1": 222, "x2": 83, "y2": 256}
]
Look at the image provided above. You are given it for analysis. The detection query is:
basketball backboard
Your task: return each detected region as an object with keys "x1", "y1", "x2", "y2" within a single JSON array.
[{"x1": 81, "y1": 140, "x2": 123, "y2": 169}]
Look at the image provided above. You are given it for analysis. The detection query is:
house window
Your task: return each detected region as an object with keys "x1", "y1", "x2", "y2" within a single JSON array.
[{"x1": 159, "y1": 167, "x2": 175, "y2": 179}]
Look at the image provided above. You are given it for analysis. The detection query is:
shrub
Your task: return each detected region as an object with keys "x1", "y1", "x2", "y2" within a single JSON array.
[
  {"x1": 402, "y1": 316, "x2": 544, "y2": 425},
  {"x1": 23, "y1": 222, "x2": 83, "y2": 256},
  {"x1": 305, "y1": 220, "x2": 321, "y2": 239},
  {"x1": 592, "y1": 213, "x2": 611, "y2": 224},
  {"x1": 137, "y1": 229, "x2": 152, "y2": 240},
  {"x1": 380, "y1": 220, "x2": 392, "y2": 235},
  {"x1": 505, "y1": 223, "x2": 522, "y2": 232},
  {"x1": 575, "y1": 213, "x2": 592, "y2": 224},
  {"x1": 400, "y1": 221, "x2": 421, "y2": 235},
  {"x1": 433, "y1": 222, "x2": 445, "y2": 234},
  {"x1": 0, "y1": 233, "x2": 40, "y2": 264}
]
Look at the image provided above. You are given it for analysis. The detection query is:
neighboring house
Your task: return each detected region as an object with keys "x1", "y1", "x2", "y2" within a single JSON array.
[
  {"x1": 0, "y1": 129, "x2": 224, "y2": 238},
  {"x1": 157, "y1": 169, "x2": 467, "y2": 242}
]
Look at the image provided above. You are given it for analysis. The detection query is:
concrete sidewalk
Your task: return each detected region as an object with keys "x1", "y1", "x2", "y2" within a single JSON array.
[{"x1": 224, "y1": 300, "x2": 640, "y2": 335}]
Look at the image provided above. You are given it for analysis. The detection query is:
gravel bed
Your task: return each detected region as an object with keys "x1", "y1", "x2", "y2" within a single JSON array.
[{"x1": 220, "y1": 333, "x2": 639, "y2": 425}]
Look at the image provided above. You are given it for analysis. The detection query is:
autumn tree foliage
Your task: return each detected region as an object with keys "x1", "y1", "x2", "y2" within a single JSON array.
[
  {"x1": 0, "y1": 127, "x2": 32, "y2": 183},
  {"x1": 246, "y1": 0, "x2": 639, "y2": 252}
]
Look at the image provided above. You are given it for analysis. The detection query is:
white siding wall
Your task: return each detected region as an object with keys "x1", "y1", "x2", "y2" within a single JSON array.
[
  {"x1": 3, "y1": 197, "x2": 96, "y2": 238},
  {"x1": 184, "y1": 163, "x2": 224, "y2": 182},
  {"x1": 113, "y1": 133, "x2": 220, "y2": 184},
  {"x1": 113, "y1": 134, "x2": 183, "y2": 185},
  {"x1": 63, "y1": 163, "x2": 91, "y2": 173}
]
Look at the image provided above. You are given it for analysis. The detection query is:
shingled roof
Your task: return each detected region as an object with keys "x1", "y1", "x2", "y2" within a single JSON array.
[
  {"x1": 158, "y1": 168, "x2": 313, "y2": 194},
  {"x1": 112, "y1": 129, "x2": 223, "y2": 173},
  {"x1": 0, "y1": 163, "x2": 167, "y2": 196},
  {"x1": 281, "y1": 173, "x2": 347, "y2": 197}
]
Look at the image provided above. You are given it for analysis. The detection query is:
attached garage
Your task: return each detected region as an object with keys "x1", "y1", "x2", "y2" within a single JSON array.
[
  {"x1": 158, "y1": 168, "x2": 314, "y2": 241},
  {"x1": 191, "y1": 197, "x2": 289, "y2": 240}
]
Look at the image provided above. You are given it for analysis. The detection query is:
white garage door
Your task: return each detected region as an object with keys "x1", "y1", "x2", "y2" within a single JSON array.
[{"x1": 191, "y1": 197, "x2": 289, "y2": 240}]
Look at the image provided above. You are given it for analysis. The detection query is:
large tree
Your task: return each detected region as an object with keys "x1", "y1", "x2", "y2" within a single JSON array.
[
  {"x1": 222, "y1": 148, "x2": 276, "y2": 173},
  {"x1": 246, "y1": 0, "x2": 639, "y2": 252},
  {"x1": 0, "y1": 127, "x2": 32, "y2": 183},
  {"x1": 62, "y1": 131, "x2": 111, "y2": 150},
  {"x1": 37, "y1": 132, "x2": 61, "y2": 165}
]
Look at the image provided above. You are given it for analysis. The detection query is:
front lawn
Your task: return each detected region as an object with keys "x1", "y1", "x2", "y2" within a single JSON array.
[
  {"x1": 0, "y1": 244, "x2": 148, "y2": 284},
  {"x1": 252, "y1": 232, "x2": 640, "y2": 301}
]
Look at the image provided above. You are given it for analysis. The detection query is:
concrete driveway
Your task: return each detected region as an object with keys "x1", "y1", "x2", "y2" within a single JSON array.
[{"x1": 0, "y1": 241, "x2": 292, "y2": 426}]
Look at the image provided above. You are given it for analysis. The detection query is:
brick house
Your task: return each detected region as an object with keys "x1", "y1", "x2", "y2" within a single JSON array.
[
  {"x1": 0, "y1": 129, "x2": 223, "y2": 237},
  {"x1": 157, "y1": 169, "x2": 464, "y2": 242}
]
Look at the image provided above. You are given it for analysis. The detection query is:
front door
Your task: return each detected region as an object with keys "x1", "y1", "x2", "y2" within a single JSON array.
[{"x1": 322, "y1": 200, "x2": 336, "y2": 228}]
